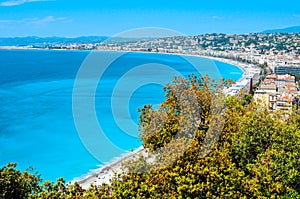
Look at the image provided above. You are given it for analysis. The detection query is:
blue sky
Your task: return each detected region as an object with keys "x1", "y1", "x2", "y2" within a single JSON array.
[{"x1": 0, "y1": 0, "x2": 300, "y2": 37}]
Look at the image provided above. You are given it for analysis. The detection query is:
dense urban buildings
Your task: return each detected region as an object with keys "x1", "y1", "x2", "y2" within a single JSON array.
[
  {"x1": 275, "y1": 65, "x2": 300, "y2": 75},
  {"x1": 3, "y1": 33, "x2": 300, "y2": 107},
  {"x1": 26, "y1": 33, "x2": 299, "y2": 76},
  {"x1": 95, "y1": 33, "x2": 300, "y2": 73},
  {"x1": 254, "y1": 74, "x2": 299, "y2": 113}
]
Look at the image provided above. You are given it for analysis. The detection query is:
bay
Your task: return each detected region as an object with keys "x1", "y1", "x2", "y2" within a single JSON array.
[{"x1": 0, "y1": 50, "x2": 243, "y2": 181}]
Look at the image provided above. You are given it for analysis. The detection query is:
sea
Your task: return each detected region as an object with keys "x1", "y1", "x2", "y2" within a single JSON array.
[{"x1": 0, "y1": 50, "x2": 243, "y2": 181}]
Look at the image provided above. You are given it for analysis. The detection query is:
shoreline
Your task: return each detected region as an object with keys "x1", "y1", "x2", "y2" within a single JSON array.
[
  {"x1": 0, "y1": 47, "x2": 258, "y2": 187},
  {"x1": 70, "y1": 50, "x2": 258, "y2": 188},
  {"x1": 0, "y1": 46, "x2": 252, "y2": 70},
  {"x1": 0, "y1": 47, "x2": 258, "y2": 94},
  {"x1": 72, "y1": 146, "x2": 145, "y2": 188},
  {"x1": 0, "y1": 46, "x2": 253, "y2": 82}
]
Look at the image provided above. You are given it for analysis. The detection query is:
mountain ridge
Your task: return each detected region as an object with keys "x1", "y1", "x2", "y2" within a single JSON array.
[
  {"x1": 262, "y1": 25, "x2": 300, "y2": 33},
  {"x1": 0, "y1": 36, "x2": 109, "y2": 46}
]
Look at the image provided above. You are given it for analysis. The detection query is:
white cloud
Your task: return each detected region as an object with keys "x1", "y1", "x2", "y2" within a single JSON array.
[
  {"x1": 0, "y1": 0, "x2": 51, "y2": 7},
  {"x1": 0, "y1": 18, "x2": 32, "y2": 23},
  {"x1": 27, "y1": 16, "x2": 67, "y2": 25},
  {"x1": 211, "y1": 16, "x2": 221, "y2": 19},
  {"x1": 292, "y1": 14, "x2": 300, "y2": 18},
  {"x1": 0, "y1": 16, "x2": 69, "y2": 26}
]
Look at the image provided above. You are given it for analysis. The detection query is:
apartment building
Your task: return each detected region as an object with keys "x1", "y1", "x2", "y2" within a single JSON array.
[{"x1": 254, "y1": 74, "x2": 299, "y2": 112}]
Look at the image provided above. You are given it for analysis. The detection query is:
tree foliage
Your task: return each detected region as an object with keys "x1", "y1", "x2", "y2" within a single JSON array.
[
  {"x1": 1, "y1": 75, "x2": 299, "y2": 198},
  {"x1": 0, "y1": 163, "x2": 41, "y2": 199}
]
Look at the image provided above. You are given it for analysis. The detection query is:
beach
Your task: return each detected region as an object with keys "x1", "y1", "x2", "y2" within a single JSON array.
[{"x1": 73, "y1": 146, "x2": 145, "y2": 188}]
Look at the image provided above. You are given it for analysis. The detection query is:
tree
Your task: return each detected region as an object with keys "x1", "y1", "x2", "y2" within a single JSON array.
[
  {"x1": 1, "y1": 75, "x2": 299, "y2": 198},
  {"x1": 109, "y1": 76, "x2": 299, "y2": 198},
  {"x1": 0, "y1": 163, "x2": 42, "y2": 199}
]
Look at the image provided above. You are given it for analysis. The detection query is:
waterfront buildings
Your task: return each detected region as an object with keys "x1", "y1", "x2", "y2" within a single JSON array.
[
  {"x1": 274, "y1": 65, "x2": 300, "y2": 75},
  {"x1": 253, "y1": 74, "x2": 299, "y2": 112}
]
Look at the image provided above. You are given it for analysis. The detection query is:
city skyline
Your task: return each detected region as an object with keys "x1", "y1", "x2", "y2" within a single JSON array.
[{"x1": 0, "y1": 0, "x2": 300, "y2": 37}]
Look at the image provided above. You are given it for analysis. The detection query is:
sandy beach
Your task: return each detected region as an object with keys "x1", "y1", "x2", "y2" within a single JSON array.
[
  {"x1": 73, "y1": 146, "x2": 145, "y2": 188},
  {"x1": 72, "y1": 52, "x2": 258, "y2": 188}
]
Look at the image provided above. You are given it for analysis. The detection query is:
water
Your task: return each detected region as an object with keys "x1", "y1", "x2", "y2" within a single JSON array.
[{"x1": 0, "y1": 50, "x2": 243, "y2": 181}]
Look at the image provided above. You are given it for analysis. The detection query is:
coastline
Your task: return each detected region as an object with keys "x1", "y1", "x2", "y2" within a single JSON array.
[
  {"x1": 0, "y1": 47, "x2": 258, "y2": 86},
  {"x1": 0, "y1": 48, "x2": 258, "y2": 187},
  {"x1": 0, "y1": 46, "x2": 257, "y2": 70},
  {"x1": 72, "y1": 146, "x2": 145, "y2": 188},
  {"x1": 70, "y1": 50, "x2": 258, "y2": 188}
]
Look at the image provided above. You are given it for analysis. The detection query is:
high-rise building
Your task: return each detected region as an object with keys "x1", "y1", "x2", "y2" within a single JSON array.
[{"x1": 274, "y1": 65, "x2": 300, "y2": 75}]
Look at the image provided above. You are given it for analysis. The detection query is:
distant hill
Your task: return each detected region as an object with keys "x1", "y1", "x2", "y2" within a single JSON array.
[
  {"x1": 262, "y1": 25, "x2": 300, "y2": 33},
  {"x1": 0, "y1": 36, "x2": 108, "y2": 47},
  {"x1": 0, "y1": 36, "x2": 162, "y2": 47}
]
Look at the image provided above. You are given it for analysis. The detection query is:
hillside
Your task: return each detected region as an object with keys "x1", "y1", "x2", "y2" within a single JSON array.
[{"x1": 262, "y1": 25, "x2": 300, "y2": 33}]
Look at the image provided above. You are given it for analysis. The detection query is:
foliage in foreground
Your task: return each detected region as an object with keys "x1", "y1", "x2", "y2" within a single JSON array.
[{"x1": 1, "y1": 75, "x2": 299, "y2": 199}]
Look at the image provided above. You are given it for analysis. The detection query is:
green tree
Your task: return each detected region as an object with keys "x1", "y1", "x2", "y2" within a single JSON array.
[
  {"x1": 1, "y1": 75, "x2": 299, "y2": 199},
  {"x1": 0, "y1": 163, "x2": 42, "y2": 199}
]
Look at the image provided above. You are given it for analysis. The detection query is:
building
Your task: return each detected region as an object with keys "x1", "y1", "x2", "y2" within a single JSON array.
[
  {"x1": 254, "y1": 83, "x2": 277, "y2": 109},
  {"x1": 274, "y1": 65, "x2": 300, "y2": 75},
  {"x1": 276, "y1": 94, "x2": 293, "y2": 112},
  {"x1": 269, "y1": 93, "x2": 277, "y2": 110},
  {"x1": 275, "y1": 75, "x2": 295, "y2": 90},
  {"x1": 253, "y1": 90, "x2": 272, "y2": 108},
  {"x1": 254, "y1": 74, "x2": 299, "y2": 112}
]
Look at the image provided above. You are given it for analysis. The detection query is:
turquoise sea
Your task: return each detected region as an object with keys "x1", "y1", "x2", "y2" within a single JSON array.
[{"x1": 0, "y1": 50, "x2": 243, "y2": 181}]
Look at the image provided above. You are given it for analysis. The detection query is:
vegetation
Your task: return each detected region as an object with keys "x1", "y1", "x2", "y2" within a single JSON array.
[
  {"x1": 293, "y1": 74, "x2": 300, "y2": 88},
  {"x1": 0, "y1": 163, "x2": 41, "y2": 199},
  {"x1": 1, "y1": 75, "x2": 299, "y2": 198}
]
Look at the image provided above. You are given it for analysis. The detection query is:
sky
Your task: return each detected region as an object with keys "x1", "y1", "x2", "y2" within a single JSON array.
[{"x1": 0, "y1": 0, "x2": 300, "y2": 37}]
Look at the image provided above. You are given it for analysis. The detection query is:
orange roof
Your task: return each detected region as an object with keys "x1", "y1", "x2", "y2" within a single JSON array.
[
  {"x1": 277, "y1": 77, "x2": 295, "y2": 81},
  {"x1": 266, "y1": 74, "x2": 277, "y2": 79},
  {"x1": 286, "y1": 82, "x2": 296, "y2": 87},
  {"x1": 290, "y1": 90, "x2": 298, "y2": 93},
  {"x1": 277, "y1": 96, "x2": 290, "y2": 101},
  {"x1": 263, "y1": 79, "x2": 275, "y2": 84}
]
